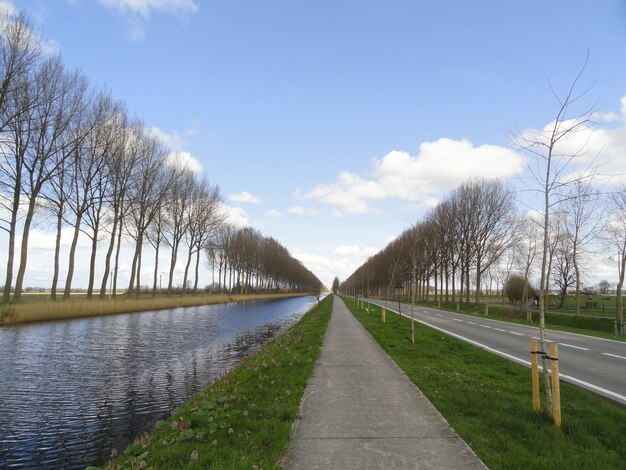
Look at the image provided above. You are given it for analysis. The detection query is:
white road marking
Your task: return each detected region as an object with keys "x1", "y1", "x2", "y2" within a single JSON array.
[
  {"x1": 559, "y1": 343, "x2": 589, "y2": 351},
  {"x1": 467, "y1": 321, "x2": 477, "y2": 325},
  {"x1": 508, "y1": 331, "x2": 523, "y2": 336},
  {"x1": 603, "y1": 353, "x2": 626, "y2": 360},
  {"x1": 480, "y1": 325, "x2": 492, "y2": 329},
  {"x1": 435, "y1": 314, "x2": 443, "y2": 317},
  {"x1": 452, "y1": 318, "x2": 463, "y2": 322},
  {"x1": 532, "y1": 336, "x2": 553, "y2": 343},
  {"x1": 493, "y1": 328, "x2": 506, "y2": 332}
]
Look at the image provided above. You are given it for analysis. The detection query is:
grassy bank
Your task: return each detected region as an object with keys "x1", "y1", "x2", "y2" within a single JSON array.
[
  {"x1": 91, "y1": 295, "x2": 333, "y2": 470},
  {"x1": 344, "y1": 297, "x2": 626, "y2": 469},
  {"x1": 0, "y1": 293, "x2": 311, "y2": 325},
  {"x1": 376, "y1": 297, "x2": 623, "y2": 341}
]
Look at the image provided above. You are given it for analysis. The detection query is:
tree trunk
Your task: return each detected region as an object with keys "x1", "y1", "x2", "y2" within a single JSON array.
[
  {"x1": 136, "y1": 243, "x2": 142, "y2": 295},
  {"x1": 617, "y1": 252, "x2": 625, "y2": 335},
  {"x1": 2, "y1": 169, "x2": 21, "y2": 303},
  {"x1": 574, "y1": 255, "x2": 581, "y2": 316},
  {"x1": 465, "y1": 260, "x2": 471, "y2": 303},
  {"x1": 51, "y1": 207, "x2": 63, "y2": 301},
  {"x1": 475, "y1": 259, "x2": 482, "y2": 304},
  {"x1": 113, "y1": 221, "x2": 123, "y2": 298},
  {"x1": 86, "y1": 219, "x2": 100, "y2": 299},
  {"x1": 63, "y1": 216, "x2": 83, "y2": 300},
  {"x1": 182, "y1": 247, "x2": 193, "y2": 294},
  {"x1": 12, "y1": 196, "x2": 37, "y2": 301},
  {"x1": 99, "y1": 207, "x2": 119, "y2": 298},
  {"x1": 193, "y1": 247, "x2": 201, "y2": 293},
  {"x1": 128, "y1": 233, "x2": 143, "y2": 297},
  {"x1": 167, "y1": 243, "x2": 178, "y2": 294},
  {"x1": 539, "y1": 166, "x2": 554, "y2": 412},
  {"x1": 152, "y1": 237, "x2": 160, "y2": 297}
]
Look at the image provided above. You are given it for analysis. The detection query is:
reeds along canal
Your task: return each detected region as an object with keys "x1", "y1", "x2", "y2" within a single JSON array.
[{"x1": 0, "y1": 295, "x2": 317, "y2": 469}]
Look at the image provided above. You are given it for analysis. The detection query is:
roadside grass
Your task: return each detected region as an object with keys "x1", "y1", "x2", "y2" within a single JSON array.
[
  {"x1": 402, "y1": 299, "x2": 624, "y2": 342},
  {"x1": 344, "y1": 297, "x2": 626, "y2": 469},
  {"x1": 0, "y1": 293, "x2": 308, "y2": 325},
  {"x1": 92, "y1": 295, "x2": 333, "y2": 470}
]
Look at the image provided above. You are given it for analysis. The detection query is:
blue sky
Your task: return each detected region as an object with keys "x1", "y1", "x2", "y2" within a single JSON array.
[{"x1": 3, "y1": 0, "x2": 626, "y2": 288}]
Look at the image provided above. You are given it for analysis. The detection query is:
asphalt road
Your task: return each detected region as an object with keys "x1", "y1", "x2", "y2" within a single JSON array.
[{"x1": 361, "y1": 298, "x2": 626, "y2": 406}]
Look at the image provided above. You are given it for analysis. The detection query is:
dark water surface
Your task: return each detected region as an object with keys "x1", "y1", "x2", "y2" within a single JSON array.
[{"x1": 0, "y1": 296, "x2": 317, "y2": 469}]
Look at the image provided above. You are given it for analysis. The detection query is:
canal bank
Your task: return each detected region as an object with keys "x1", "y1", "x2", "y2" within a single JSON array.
[
  {"x1": 0, "y1": 295, "x2": 322, "y2": 469},
  {"x1": 0, "y1": 292, "x2": 312, "y2": 325}
]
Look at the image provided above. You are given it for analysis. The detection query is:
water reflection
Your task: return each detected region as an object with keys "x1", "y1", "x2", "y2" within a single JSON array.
[{"x1": 0, "y1": 296, "x2": 316, "y2": 469}]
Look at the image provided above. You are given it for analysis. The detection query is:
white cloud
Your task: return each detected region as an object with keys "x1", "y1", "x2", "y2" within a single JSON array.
[
  {"x1": 99, "y1": 0, "x2": 198, "y2": 40},
  {"x1": 41, "y1": 38, "x2": 60, "y2": 56},
  {"x1": 306, "y1": 138, "x2": 524, "y2": 216},
  {"x1": 0, "y1": 1, "x2": 17, "y2": 16},
  {"x1": 265, "y1": 209, "x2": 282, "y2": 218},
  {"x1": 17, "y1": 227, "x2": 91, "y2": 252},
  {"x1": 149, "y1": 126, "x2": 202, "y2": 173},
  {"x1": 219, "y1": 204, "x2": 248, "y2": 228},
  {"x1": 333, "y1": 245, "x2": 378, "y2": 259},
  {"x1": 293, "y1": 245, "x2": 381, "y2": 289},
  {"x1": 98, "y1": 0, "x2": 198, "y2": 18},
  {"x1": 148, "y1": 126, "x2": 186, "y2": 150},
  {"x1": 288, "y1": 206, "x2": 319, "y2": 216},
  {"x1": 165, "y1": 151, "x2": 203, "y2": 173},
  {"x1": 229, "y1": 191, "x2": 261, "y2": 204}
]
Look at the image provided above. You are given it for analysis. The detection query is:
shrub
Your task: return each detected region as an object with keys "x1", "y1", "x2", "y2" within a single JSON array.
[{"x1": 504, "y1": 275, "x2": 537, "y2": 304}]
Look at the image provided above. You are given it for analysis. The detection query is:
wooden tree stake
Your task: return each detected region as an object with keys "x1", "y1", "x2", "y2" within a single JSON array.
[
  {"x1": 551, "y1": 343, "x2": 561, "y2": 427},
  {"x1": 530, "y1": 340, "x2": 540, "y2": 412}
]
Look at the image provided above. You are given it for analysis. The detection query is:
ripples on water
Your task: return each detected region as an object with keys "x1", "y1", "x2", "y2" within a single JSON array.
[{"x1": 0, "y1": 296, "x2": 317, "y2": 469}]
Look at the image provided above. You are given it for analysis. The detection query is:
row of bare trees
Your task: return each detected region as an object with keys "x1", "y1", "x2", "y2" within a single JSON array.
[
  {"x1": 206, "y1": 226, "x2": 323, "y2": 295},
  {"x1": 341, "y1": 178, "x2": 517, "y2": 305},
  {"x1": 0, "y1": 13, "x2": 322, "y2": 302},
  {"x1": 341, "y1": 179, "x2": 624, "y2": 322}
]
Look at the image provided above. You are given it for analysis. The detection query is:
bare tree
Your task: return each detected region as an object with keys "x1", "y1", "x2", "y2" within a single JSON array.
[
  {"x1": 516, "y1": 218, "x2": 540, "y2": 306},
  {"x1": 0, "y1": 14, "x2": 42, "y2": 302},
  {"x1": 512, "y1": 58, "x2": 598, "y2": 410},
  {"x1": 162, "y1": 168, "x2": 194, "y2": 293},
  {"x1": 184, "y1": 181, "x2": 223, "y2": 293},
  {"x1": 13, "y1": 59, "x2": 87, "y2": 301},
  {"x1": 552, "y1": 237, "x2": 576, "y2": 308},
  {"x1": 607, "y1": 183, "x2": 626, "y2": 334},
  {"x1": 0, "y1": 13, "x2": 40, "y2": 133},
  {"x1": 98, "y1": 115, "x2": 138, "y2": 299},
  {"x1": 126, "y1": 130, "x2": 170, "y2": 297},
  {"x1": 561, "y1": 180, "x2": 603, "y2": 315},
  {"x1": 63, "y1": 91, "x2": 115, "y2": 299}
]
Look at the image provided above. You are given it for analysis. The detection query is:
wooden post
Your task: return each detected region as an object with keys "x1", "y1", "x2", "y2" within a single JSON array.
[
  {"x1": 484, "y1": 304, "x2": 489, "y2": 316},
  {"x1": 551, "y1": 343, "x2": 561, "y2": 427},
  {"x1": 530, "y1": 340, "x2": 540, "y2": 412},
  {"x1": 527, "y1": 310, "x2": 532, "y2": 323},
  {"x1": 382, "y1": 307, "x2": 386, "y2": 323},
  {"x1": 456, "y1": 302, "x2": 460, "y2": 312}
]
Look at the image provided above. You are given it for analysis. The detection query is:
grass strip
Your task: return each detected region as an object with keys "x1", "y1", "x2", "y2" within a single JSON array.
[
  {"x1": 91, "y1": 295, "x2": 333, "y2": 470},
  {"x1": 345, "y1": 297, "x2": 626, "y2": 469},
  {"x1": 0, "y1": 293, "x2": 309, "y2": 325},
  {"x1": 406, "y1": 299, "x2": 624, "y2": 342}
]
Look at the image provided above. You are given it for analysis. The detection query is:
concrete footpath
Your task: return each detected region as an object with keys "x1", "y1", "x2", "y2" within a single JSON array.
[{"x1": 283, "y1": 296, "x2": 487, "y2": 469}]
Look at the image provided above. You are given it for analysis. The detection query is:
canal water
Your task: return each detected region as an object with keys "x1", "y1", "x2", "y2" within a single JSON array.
[{"x1": 0, "y1": 296, "x2": 317, "y2": 469}]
